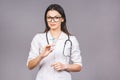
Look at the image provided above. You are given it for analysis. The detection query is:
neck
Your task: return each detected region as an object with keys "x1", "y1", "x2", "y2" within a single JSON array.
[{"x1": 50, "y1": 29, "x2": 62, "y2": 39}]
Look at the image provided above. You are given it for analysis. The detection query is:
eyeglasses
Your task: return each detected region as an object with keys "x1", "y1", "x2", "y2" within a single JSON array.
[{"x1": 47, "y1": 16, "x2": 62, "y2": 22}]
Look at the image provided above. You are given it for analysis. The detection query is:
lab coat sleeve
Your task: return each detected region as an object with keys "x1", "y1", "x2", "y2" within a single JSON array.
[
  {"x1": 27, "y1": 34, "x2": 41, "y2": 66},
  {"x1": 71, "y1": 36, "x2": 82, "y2": 66}
]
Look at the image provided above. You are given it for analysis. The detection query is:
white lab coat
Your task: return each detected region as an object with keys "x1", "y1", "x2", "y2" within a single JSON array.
[{"x1": 27, "y1": 31, "x2": 82, "y2": 80}]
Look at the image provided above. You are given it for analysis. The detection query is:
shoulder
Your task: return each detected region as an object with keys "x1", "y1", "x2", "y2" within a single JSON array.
[
  {"x1": 69, "y1": 35, "x2": 77, "y2": 41},
  {"x1": 69, "y1": 35, "x2": 79, "y2": 44},
  {"x1": 34, "y1": 32, "x2": 46, "y2": 38},
  {"x1": 32, "y1": 32, "x2": 46, "y2": 41}
]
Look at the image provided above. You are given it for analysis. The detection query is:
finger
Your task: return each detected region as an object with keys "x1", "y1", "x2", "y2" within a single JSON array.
[
  {"x1": 51, "y1": 62, "x2": 58, "y2": 67},
  {"x1": 46, "y1": 45, "x2": 51, "y2": 48},
  {"x1": 50, "y1": 47, "x2": 54, "y2": 51},
  {"x1": 54, "y1": 64, "x2": 61, "y2": 69},
  {"x1": 51, "y1": 62, "x2": 61, "y2": 66},
  {"x1": 51, "y1": 63, "x2": 55, "y2": 67},
  {"x1": 48, "y1": 49, "x2": 53, "y2": 53},
  {"x1": 51, "y1": 64, "x2": 62, "y2": 71},
  {"x1": 55, "y1": 66, "x2": 62, "y2": 71}
]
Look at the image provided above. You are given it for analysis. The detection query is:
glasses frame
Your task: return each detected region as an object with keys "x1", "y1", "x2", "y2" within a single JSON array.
[{"x1": 46, "y1": 16, "x2": 62, "y2": 22}]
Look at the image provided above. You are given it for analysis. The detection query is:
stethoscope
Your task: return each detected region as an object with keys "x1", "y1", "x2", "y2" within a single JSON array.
[{"x1": 46, "y1": 32, "x2": 72, "y2": 57}]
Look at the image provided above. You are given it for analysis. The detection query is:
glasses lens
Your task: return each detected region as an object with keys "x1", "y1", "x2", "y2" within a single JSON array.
[
  {"x1": 54, "y1": 17, "x2": 60, "y2": 22},
  {"x1": 47, "y1": 17, "x2": 52, "y2": 22},
  {"x1": 47, "y1": 16, "x2": 61, "y2": 22}
]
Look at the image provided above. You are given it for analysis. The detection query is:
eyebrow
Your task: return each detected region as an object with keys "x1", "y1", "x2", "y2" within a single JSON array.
[{"x1": 47, "y1": 15, "x2": 61, "y2": 17}]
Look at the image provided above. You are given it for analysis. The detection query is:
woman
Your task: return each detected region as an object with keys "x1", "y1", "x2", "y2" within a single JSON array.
[{"x1": 27, "y1": 4, "x2": 82, "y2": 80}]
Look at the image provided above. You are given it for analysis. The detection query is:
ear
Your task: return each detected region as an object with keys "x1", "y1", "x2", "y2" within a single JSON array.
[{"x1": 61, "y1": 18, "x2": 64, "y2": 22}]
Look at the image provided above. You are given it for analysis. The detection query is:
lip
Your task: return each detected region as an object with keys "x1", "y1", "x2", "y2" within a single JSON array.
[{"x1": 50, "y1": 24, "x2": 56, "y2": 26}]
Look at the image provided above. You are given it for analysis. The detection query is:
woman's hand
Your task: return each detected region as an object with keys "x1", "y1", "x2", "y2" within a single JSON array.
[
  {"x1": 51, "y1": 62, "x2": 82, "y2": 72},
  {"x1": 51, "y1": 62, "x2": 68, "y2": 71},
  {"x1": 40, "y1": 44, "x2": 54, "y2": 58},
  {"x1": 27, "y1": 44, "x2": 54, "y2": 70}
]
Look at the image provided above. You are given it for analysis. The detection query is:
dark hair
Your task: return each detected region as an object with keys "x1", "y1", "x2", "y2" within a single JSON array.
[{"x1": 44, "y1": 4, "x2": 70, "y2": 35}]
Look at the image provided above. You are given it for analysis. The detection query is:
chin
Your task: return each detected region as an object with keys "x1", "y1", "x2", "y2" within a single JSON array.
[{"x1": 50, "y1": 26, "x2": 57, "y2": 30}]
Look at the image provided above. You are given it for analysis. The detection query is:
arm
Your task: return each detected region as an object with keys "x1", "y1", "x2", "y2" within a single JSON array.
[
  {"x1": 27, "y1": 54, "x2": 43, "y2": 70},
  {"x1": 51, "y1": 36, "x2": 82, "y2": 72},
  {"x1": 51, "y1": 62, "x2": 82, "y2": 72},
  {"x1": 65, "y1": 64, "x2": 82, "y2": 72},
  {"x1": 27, "y1": 45, "x2": 53, "y2": 70}
]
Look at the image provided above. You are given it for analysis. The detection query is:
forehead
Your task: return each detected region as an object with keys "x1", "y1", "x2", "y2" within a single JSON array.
[{"x1": 47, "y1": 10, "x2": 61, "y2": 16}]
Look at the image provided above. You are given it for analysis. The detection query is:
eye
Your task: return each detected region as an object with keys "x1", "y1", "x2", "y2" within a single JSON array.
[
  {"x1": 47, "y1": 17, "x2": 52, "y2": 19},
  {"x1": 55, "y1": 17, "x2": 60, "y2": 19}
]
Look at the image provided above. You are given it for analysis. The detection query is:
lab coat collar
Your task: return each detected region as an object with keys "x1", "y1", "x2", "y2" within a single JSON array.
[{"x1": 47, "y1": 31, "x2": 68, "y2": 40}]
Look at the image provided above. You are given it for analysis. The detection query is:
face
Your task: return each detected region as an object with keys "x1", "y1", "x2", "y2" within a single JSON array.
[{"x1": 46, "y1": 10, "x2": 64, "y2": 30}]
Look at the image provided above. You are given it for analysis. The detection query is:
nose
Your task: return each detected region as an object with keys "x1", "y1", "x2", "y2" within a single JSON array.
[{"x1": 51, "y1": 19, "x2": 55, "y2": 22}]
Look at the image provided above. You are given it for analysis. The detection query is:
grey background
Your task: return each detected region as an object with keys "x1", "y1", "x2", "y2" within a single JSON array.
[{"x1": 0, "y1": 0, "x2": 120, "y2": 80}]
